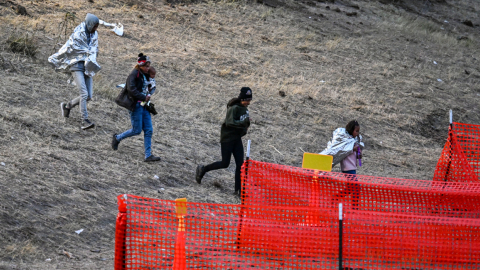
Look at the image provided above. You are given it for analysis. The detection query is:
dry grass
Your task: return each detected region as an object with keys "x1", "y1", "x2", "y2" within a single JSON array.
[
  {"x1": 6, "y1": 32, "x2": 38, "y2": 57},
  {"x1": 1, "y1": 0, "x2": 480, "y2": 268}
]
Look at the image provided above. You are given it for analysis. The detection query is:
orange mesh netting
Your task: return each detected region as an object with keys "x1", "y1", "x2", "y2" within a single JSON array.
[
  {"x1": 115, "y1": 191, "x2": 480, "y2": 269},
  {"x1": 238, "y1": 159, "x2": 480, "y2": 268},
  {"x1": 114, "y1": 123, "x2": 480, "y2": 270},
  {"x1": 114, "y1": 194, "x2": 338, "y2": 270},
  {"x1": 434, "y1": 122, "x2": 480, "y2": 182},
  {"x1": 241, "y1": 159, "x2": 480, "y2": 218}
]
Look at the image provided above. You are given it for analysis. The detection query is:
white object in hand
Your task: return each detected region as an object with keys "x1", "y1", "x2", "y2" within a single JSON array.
[{"x1": 99, "y1": 20, "x2": 124, "y2": 36}]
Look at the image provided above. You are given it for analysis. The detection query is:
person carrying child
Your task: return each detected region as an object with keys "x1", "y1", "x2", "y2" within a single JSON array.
[
  {"x1": 195, "y1": 87, "x2": 252, "y2": 196},
  {"x1": 141, "y1": 66, "x2": 158, "y2": 114},
  {"x1": 111, "y1": 53, "x2": 161, "y2": 162}
]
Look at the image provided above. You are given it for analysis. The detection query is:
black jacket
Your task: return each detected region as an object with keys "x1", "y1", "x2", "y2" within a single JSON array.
[
  {"x1": 220, "y1": 104, "x2": 250, "y2": 143},
  {"x1": 125, "y1": 68, "x2": 148, "y2": 111}
]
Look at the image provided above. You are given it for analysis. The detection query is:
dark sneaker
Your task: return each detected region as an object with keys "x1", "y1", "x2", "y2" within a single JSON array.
[
  {"x1": 60, "y1": 102, "x2": 70, "y2": 118},
  {"x1": 145, "y1": 155, "x2": 161, "y2": 162},
  {"x1": 81, "y1": 119, "x2": 95, "y2": 130},
  {"x1": 112, "y1": 134, "x2": 120, "y2": 151},
  {"x1": 195, "y1": 165, "x2": 205, "y2": 184}
]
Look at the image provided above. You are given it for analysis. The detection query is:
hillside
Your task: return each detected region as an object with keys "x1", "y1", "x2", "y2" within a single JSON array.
[{"x1": 0, "y1": 0, "x2": 479, "y2": 268}]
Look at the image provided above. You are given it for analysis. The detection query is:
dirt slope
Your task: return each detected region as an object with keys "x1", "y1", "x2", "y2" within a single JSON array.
[{"x1": 0, "y1": 0, "x2": 479, "y2": 268}]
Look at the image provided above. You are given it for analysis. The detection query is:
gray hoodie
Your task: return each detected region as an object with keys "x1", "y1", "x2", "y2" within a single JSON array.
[
  {"x1": 85, "y1": 13, "x2": 99, "y2": 32},
  {"x1": 49, "y1": 13, "x2": 101, "y2": 76},
  {"x1": 70, "y1": 13, "x2": 99, "y2": 72}
]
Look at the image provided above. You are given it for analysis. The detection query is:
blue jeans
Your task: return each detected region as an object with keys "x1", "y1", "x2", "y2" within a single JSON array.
[
  {"x1": 116, "y1": 103, "x2": 153, "y2": 159},
  {"x1": 68, "y1": 71, "x2": 93, "y2": 120}
]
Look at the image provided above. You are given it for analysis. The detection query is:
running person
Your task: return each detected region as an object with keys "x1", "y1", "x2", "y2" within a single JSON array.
[
  {"x1": 50, "y1": 13, "x2": 102, "y2": 130},
  {"x1": 111, "y1": 53, "x2": 161, "y2": 162},
  {"x1": 195, "y1": 87, "x2": 252, "y2": 196}
]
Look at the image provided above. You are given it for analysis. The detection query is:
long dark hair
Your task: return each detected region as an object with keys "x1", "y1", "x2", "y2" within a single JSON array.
[
  {"x1": 227, "y1": 98, "x2": 241, "y2": 107},
  {"x1": 346, "y1": 120, "x2": 360, "y2": 136}
]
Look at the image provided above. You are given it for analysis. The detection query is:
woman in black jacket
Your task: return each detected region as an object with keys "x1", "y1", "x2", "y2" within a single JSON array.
[
  {"x1": 195, "y1": 87, "x2": 252, "y2": 196},
  {"x1": 111, "y1": 53, "x2": 161, "y2": 162}
]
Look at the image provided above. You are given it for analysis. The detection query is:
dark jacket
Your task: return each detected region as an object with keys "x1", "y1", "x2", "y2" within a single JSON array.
[
  {"x1": 125, "y1": 68, "x2": 148, "y2": 111},
  {"x1": 220, "y1": 104, "x2": 250, "y2": 143}
]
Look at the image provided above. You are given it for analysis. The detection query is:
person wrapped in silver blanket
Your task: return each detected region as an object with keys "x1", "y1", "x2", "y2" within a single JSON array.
[{"x1": 49, "y1": 13, "x2": 101, "y2": 130}]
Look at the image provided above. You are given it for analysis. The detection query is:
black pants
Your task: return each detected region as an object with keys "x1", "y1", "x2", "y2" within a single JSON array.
[{"x1": 204, "y1": 139, "x2": 244, "y2": 192}]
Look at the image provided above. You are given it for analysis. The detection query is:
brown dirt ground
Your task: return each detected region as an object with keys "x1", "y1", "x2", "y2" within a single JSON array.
[{"x1": 0, "y1": 0, "x2": 479, "y2": 268}]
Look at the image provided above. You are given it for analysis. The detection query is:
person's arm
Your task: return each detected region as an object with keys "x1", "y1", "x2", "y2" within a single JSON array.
[
  {"x1": 126, "y1": 70, "x2": 148, "y2": 101},
  {"x1": 353, "y1": 144, "x2": 362, "y2": 159},
  {"x1": 225, "y1": 106, "x2": 250, "y2": 129}
]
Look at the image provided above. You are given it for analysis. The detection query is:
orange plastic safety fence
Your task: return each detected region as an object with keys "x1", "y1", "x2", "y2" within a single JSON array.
[
  {"x1": 114, "y1": 194, "x2": 480, "y2": 269},
  {"x1": 239, "y1": 159, "x2": 480, "y2": 269},
  {"x1": 434, "y1": 122, "x2": 480, "y2": 182},
  {"x1": 241, "y1": 159, "x2": 480, "y2": 218},
  {"x1": 341, "y1": 211, "x2": 480, "y2": 269},
  {"x1": 114, "y1": 194, "x2": 338, "y2": 269}
]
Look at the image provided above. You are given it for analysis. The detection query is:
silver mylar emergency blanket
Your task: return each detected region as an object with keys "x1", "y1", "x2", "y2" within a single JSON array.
[
  {"x1": 48, "y1": 22, "x2": 101, "y2": 77},
  {"x1": 320, "y1": 128, "x2": 364, "y2": 166}
]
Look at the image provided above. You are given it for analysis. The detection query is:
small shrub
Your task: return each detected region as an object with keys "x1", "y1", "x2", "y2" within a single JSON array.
[
  {"x1": 58, "y1": 12, "x2": 78, "y2": 38},
  {"x1": 51, "y1": 12, "x2": 78, "y2": 54},
  {"x1": 6, "y1": 33, "x2": 37, "y2": 57}
]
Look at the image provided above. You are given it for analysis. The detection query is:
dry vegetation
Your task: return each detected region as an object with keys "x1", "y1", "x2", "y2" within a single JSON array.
[{"x1": 0, "y1": 0, "x2": 479, "y2": 268}]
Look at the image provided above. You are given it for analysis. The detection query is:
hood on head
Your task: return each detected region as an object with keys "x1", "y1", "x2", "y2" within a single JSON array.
[{"x1": 85, "y1": 13, "x2": 99, "y2": 32}]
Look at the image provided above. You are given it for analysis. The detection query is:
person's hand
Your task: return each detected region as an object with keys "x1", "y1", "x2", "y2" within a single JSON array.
[
  {"x1": 353, "y1": 145, "x2": 359, "y2": 152},
  {"x1": 145, "y1": 95, "x2": 151, "y2": 102}
]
